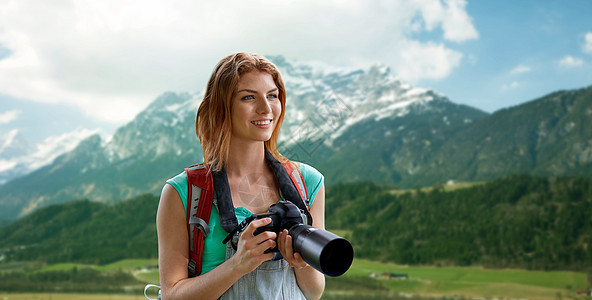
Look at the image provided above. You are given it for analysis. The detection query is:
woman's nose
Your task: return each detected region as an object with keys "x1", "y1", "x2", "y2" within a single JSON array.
[{"x1": 256, "y1": 97, "x2": 271, "y2": 114}]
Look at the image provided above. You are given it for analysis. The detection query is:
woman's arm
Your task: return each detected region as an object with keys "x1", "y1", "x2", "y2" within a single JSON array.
[
  {"x1": 157, "y1": 183, "x2": 278, "y2": 300},
  {"x1": 278, "y1": 184, "x2": 326, "y2": 300}
]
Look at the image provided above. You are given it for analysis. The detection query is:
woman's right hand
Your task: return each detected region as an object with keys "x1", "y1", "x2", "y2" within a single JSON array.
[{"x1": 229, "y1": 217, "x2": 277, "y2": 275}]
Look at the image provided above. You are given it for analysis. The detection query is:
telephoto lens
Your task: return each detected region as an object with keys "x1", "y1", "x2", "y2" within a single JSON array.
[{"x1": 289, "y1": 224, "x2": 353, "y2": 277}]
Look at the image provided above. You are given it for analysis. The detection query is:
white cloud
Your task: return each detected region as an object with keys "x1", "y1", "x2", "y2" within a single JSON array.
[
  {"x1": 396, "y1": 41, "x2": 464, "y2": 81},
  {"x1": 502, "y1": 81, "x2": 519, "y2": 90},
  {"x1": 558, "y1": 56, "x2": 584, "y2": 68},
  {"x1": 584, "y1": 32, "x2": 592, "y2": 54},
  {"x1": 416, "y1": 0, "x2": 479, "y2": 42},
  {"x1": 0, "y1": 0, "x2": 478, "y2": 125},
  {"x1": 510, "y1": 64, "x2": 531, "y2": 75},
  {"x1": 0, "y1": 109, "x2": 21, "y2": 124}
]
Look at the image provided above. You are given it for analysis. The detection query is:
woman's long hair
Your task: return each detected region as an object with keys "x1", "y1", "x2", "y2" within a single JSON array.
[{"x1": 196, "y1": 52, "x2": 287, "y2": 171}]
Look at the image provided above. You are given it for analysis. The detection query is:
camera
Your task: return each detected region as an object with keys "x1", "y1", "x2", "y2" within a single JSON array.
[{"x1": 250, "y1": 201, "x2": 354, "y2": 277}]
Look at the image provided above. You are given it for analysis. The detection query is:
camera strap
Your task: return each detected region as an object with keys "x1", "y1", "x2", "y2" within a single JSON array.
[
  {"x1": 211, "y1": 165, "x2": 239, "y2": 234},
  {"x1": 221, "y1": 214, "x2": 257, "y2": 246},
  {"x1": 214, "y1": 149, "x2": 312, "y2": 235}
]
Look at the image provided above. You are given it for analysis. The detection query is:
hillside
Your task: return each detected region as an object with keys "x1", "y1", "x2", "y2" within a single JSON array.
[
  {"x1": 415, "y1": 85, "x2": 592, "y2": 185},
  {"x1": 0, "y1": 194, "x2": 158, "y2": 264},
  {"x1": 327, "y1": 176, "x2": 592, "y2": 271},
  {"x1": 1, "y1": 176, "x2": 591, "y2": 271}
]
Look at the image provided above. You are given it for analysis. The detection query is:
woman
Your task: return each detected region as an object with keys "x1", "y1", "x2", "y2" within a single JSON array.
[{"x1": 156, "y1": 53, "x2": 326, "y2": 299}]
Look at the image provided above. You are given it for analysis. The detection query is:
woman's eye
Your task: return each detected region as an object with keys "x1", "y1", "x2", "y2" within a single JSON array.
[
  {"x1": 241, "y1": 95, "x2": 255, "y2": 100},
  {"x1": 267, "y1": 94, "x2": 278, "y2": 99}
]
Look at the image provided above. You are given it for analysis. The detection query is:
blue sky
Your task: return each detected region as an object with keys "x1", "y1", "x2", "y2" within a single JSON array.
[
  {"x1": 428, "y1": 0, "x2": 592, "y2": 112},
  {"x1": 0, "y1": 0, "x2": 591, "y2": 145}
]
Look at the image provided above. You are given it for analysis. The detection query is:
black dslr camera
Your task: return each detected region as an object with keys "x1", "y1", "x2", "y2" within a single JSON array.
[{"x1": 232, "y1": 201, "x2": 354, "y2": 277}]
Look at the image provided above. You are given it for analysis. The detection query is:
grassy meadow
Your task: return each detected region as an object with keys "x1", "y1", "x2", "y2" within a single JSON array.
[
  {"x1": 0, "y1": 294, "x2": 147, "y2": 300},
  {"x1": 342, "y1": 259, "x2": 586, "y2": 299},
  {"x1": 2, "y1": 258, "x2": 587, "y2": 300}
]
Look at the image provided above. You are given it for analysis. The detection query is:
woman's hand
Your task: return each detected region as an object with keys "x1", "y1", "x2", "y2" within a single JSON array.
[
  {"x1": 277, "y1": 229, "x2": 309, "y2": 269},
  {"x1": 229, "y1": 217, "x2": 278, "y2": 275}
]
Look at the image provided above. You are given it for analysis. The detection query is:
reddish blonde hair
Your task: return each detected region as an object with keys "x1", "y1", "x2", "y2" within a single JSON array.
[{"x1": 196, "y1": 52, "x2": 287, "y2": 171}]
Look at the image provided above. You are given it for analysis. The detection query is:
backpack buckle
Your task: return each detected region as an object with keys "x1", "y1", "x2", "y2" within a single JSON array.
[
  {"x1": 188, "y1": 259, "x2": 197, "y2": 277},
  {"x1": 189, "y1": 216, "x2": 210, "y2": 237}
]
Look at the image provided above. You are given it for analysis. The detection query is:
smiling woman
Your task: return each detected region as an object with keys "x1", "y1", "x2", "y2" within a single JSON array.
[
  {"x1": 156, "y1": 52, "x2": 326, "y2": 300},
  {"x1": 230, "y1": 71, "x2": 282, "y2": 149}
]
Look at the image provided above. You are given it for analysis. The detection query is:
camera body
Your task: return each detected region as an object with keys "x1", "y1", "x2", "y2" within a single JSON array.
[
  {"x1": 247, "y1": 201, "x2": 354, "y2": 277},
  {"x1": 252, "y1": 201, "x2": 311, "y2": 239}
]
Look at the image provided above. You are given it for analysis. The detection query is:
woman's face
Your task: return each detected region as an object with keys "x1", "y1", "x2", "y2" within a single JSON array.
[{"x1": 230, "y1": 71, "x2": 282, "y2": 145}]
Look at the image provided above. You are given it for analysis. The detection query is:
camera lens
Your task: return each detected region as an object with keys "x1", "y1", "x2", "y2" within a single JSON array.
[{"x1": 290, "y1": 225, "x2": 354, "y2": 277}]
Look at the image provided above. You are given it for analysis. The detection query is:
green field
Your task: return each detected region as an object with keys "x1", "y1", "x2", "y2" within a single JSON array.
[
  {"x1": 342, "y1": 259, "x2": 587, "y2": 299},
  {"x1": 0, "y1": 294, "x2": 147, "y2": 300},
  {"x1": 1, "y1": 258, "x2": 587, "y2": 300}
]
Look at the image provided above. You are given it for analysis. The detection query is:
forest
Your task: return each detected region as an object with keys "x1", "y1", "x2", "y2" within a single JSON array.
[
  {"x1": 1, "y1": 175, "x2": 591, "y2": 272},
  {"x1": 326, "y1": 175, "x2": 592, "y2": 271}
]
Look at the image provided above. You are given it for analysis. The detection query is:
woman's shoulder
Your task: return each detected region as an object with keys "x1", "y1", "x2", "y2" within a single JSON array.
[
  {"x1": 295, "y1": 162, "x2": 323, "y2": 180},
  {"x1": 292, "y1": 162, "x2": 324, "y2": 206},
  {"x1": 294, "y1": 161, "x2": 323, "y2": 187},
  {"x1": 167, "y1": 170, "x2": 188, "y2": 187},
  {"x1": 165, "y1": 171, "x2": 189, "y2": 212}
]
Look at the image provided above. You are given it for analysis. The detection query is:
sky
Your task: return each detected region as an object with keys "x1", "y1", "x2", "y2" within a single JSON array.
[{"x1": 0, "y1": 0, "x2": 591, "y2": 145}]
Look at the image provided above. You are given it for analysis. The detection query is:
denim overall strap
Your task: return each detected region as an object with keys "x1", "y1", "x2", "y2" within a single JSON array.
[{"x1": 220, "y1": 244, "x2": 307, "y2": 300}]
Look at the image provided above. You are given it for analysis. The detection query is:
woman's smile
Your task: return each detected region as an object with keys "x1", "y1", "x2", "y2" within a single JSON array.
[{"x1": 251, "y1": 119, "x2": 273, "y2": 127}]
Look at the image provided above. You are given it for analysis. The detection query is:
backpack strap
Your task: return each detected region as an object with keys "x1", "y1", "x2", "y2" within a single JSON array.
[
  {"x1": 282, "y1": 161, "x2": 310, "y2": 209},
  {"x1": 185, "y1": 164, "x2": 214, "y2": 277}
]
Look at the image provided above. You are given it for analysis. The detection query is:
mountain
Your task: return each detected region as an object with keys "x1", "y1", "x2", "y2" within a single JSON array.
[
  {"x1": 270, "y1": 56, "x2": 489, "y2": 185},
  {"x1": 415, "y1": 86, "x2": 592, "y2": 184},
  {"x1": 0, "y1": 56, "x2": 483, "y2": 221},
  {"x1": 0, "y1": 130, "x2": 32, "y2": 184},
  {"x1": 0, "y1": 92, "x2": 201, "y2": 220},
  {"x1": 304, "y1": 94, "x2": 487, "y2": 186},
  {"x1": 0, "y1": 130, "x2": 31, "y2": 160},
  {"x1": 0, "y1": 128, "x2": 98, "y2": 185},
  {"x1": 0, "y1": 56, "x2": 591, "y2": 222},
  {"x1": 290, "y1": 78, "x2": 592, "y2": 188}
]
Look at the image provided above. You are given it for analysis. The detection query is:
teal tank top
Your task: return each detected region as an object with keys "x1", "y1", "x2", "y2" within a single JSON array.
[{"x1": 165, "y1": 163, "x2": 324, "y2": 274}]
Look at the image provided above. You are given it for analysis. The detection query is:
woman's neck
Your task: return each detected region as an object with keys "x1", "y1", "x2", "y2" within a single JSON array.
[{"x1": 226, "y1": 141, "x2": 267, "y2": 178}]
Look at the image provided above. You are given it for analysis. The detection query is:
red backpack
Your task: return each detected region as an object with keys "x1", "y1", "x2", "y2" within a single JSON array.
[{"x1": 184, "y1": 157, "x2": 310, "y2": 277}]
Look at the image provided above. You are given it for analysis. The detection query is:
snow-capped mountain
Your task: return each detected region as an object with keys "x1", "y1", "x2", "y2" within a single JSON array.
[
  {"x1": 1, "y1": 55, "x2": 590, "y2": 222},
  {"x1": 0, "y1": 130, "x2": 32, "y2": 184},
  {"x1": 272, "y1": 56, "x2": 441, "y2": 147},
  {"x1": 0, "y1": 130, "x2": 31, "y2": 161},
  {"x1": 1, "y1": 55, "x2": 464, "y2": 220},
  {"x1": 0, "y1": 128, "x2": 99, "y2": 185}
]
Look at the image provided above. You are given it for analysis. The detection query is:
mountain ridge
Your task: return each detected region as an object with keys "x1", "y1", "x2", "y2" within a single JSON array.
[
  {"x1": 0, "y1": 56, "x2": 591, "y2": 221},
  {"x1": 0, "y1": 128, "x2": 99, "y2": 185}
]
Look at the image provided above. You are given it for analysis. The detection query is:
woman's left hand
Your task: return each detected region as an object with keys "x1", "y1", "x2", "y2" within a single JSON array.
[{"x1": 277, "y1": 229, "x2": 309, "y2": 269}]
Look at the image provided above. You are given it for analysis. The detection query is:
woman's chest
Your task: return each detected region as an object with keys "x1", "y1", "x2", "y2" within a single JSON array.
[{"x1": 228, "y1": 172, "x2": 280, "y2": 214}]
